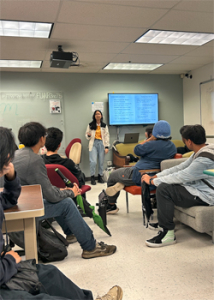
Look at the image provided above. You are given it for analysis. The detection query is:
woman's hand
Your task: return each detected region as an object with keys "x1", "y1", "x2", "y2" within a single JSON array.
[
  {"x1": 105, "y1": 149, "x2": 109, "y2": 154},
  {"x1": 87, "y1": 132, "x2": 91, "y2": 137}
]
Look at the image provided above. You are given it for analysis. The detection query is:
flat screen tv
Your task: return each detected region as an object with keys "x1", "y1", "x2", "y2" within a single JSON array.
[{"x1": 108, "y1": 93, "x2": 158, "y2": 126}]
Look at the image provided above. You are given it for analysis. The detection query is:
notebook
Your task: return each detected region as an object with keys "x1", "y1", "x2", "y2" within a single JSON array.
[{"x1": 123, "y1": 133, "x2": 139, "y2": 144}]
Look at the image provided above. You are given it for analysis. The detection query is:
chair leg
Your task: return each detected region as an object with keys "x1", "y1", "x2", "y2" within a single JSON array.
[{"x1": 126, "y1": 192, "x2": 129, "y2": 213}]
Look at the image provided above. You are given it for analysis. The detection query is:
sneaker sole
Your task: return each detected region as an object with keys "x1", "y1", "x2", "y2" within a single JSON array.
[
  {"x1": 82, "y1": 247, "x2": 117, "y2": 259},
  {"x1": 145, "y1": 239, "x2": 176, "y2": 248},
  {"x1": 106, "y1": 207, "x2": 119, "y2": 215},
  {"x1": 105, "y1": 183, "x2": 125, "y2": 196}
]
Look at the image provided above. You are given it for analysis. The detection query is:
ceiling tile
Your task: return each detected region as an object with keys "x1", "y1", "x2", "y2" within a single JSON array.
[
  {"x1": 121, "y1": 43, "x2": 197, "y2": 56},
  {"x1": 75, "y1": 1, "x2": 180, "y2": 9},
  {"x1": 48, "y1": 39, "x2": 130, "y2": 54},
  {"x1": 111, "y1": 53, "x2": 179, "y2": 64},
  {"x1": 58, "y1": 1, "x2": 168, "y2": 28},
  {"x1": 153, "y1": 10, "x2": 214, "y2": 33},
  {"x1": 0, "y1": 0, "x2": 61, "y2": 22},
  {"x1": 0, "y1": 36, "x2": 50, "y2": 50},
  {"x1": 174, "y1": 1, "x2": 214, "y2": 13},
  {"x1": 52, "y1": 23, "x2": 145, "y2": 42}
]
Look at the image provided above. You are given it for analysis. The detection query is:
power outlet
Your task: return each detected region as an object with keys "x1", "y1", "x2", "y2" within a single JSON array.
[{"x1": 107, "y1": 160, "x2": 112, "y2": 166}]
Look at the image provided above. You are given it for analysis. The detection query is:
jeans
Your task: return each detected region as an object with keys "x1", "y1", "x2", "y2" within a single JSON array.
[
  {"x1": 89, "y1": 139, "x2": 105, "y2": 176},
  {"x1": 39, "y1": 198, "x2": 96, "y2": 251},
  {"x1": 0, "y1": 264, "x2": 94, "y2": 300},
  {"x1": 156, "y1": 183, "x2": 209, "y2": 230}
]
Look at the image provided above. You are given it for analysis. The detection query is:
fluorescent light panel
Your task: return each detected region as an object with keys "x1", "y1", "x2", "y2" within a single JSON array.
[
  {"x1": 135, "y1": 30, "x2": 214, "y2": 46},
  {"x1": 0, "y1": 20, "x2": 52, "y2": 38},
  {"x1": 104, "y1": 63, "x2": 163, "y2": 71},
  {"x1": 0, "y1": 60, "x2": 42, "y2": 68}
]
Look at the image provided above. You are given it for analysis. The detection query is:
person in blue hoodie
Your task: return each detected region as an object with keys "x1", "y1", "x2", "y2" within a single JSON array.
[
  {"x1": 105, "y1": 120, "x2": 177, "y2": 214},
  {"x1": 142, "y1": 124, "x2": 214, "y2": 248}
]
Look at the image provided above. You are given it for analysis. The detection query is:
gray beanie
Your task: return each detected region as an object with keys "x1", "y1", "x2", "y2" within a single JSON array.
[{"x1": 152, "y1": 120, "x2": 171, "y2": 139}]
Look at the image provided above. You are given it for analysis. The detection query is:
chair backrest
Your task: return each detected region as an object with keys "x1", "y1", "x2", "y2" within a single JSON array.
[
  {"x1": 45, "y1": 164, "x2": 79, "y2": 188},
  {"x1": 65, "y1": 138, "x2": 82, "y2": 165}
]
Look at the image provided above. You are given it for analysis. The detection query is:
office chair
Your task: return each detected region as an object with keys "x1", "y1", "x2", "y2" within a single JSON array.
[
  {"x1": 65, "y1": 138, "x2": 82, "y2": 165},
  {"x1": 45, "y1": 164, "x2": 91, "y2": 195}
]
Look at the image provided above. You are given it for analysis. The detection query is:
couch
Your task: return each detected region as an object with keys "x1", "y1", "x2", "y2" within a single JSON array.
[
  {"x1": 161, "y1": 158, "x2": 214, "y2": 242},
  {"x1": 113, "y1": 139, "x2": 184, "y2": 168}
]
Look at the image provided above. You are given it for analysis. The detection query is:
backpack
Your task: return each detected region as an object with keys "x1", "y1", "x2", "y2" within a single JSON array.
[
  {"x1": 38, "y1": 220, "x2": 68, "y2": 263},
  {"x1": 9, "y1": 220, "x2": 68, "y2": 263}
]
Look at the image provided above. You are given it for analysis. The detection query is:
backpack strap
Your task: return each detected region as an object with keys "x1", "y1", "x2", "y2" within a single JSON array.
[
  {"x1": 197, "y1": 151, "x2": 214, "y2": 190},
  {"x1": 197, "y1": 152, "x2": 214, "y2": 161},
  {"x1": 40, "y1": 220, "x2": 69, "y2": 246},
  {"x1": 201, "y1": 179, "x2": 214, "y2": 190}
]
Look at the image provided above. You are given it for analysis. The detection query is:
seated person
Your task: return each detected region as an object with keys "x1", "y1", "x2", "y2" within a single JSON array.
[
  {"x1": 12, "y1": 122, "x2": 116, "y2": 259},
  {"x1": 142, "y1": 124, "x2": 214, "y2": 248},
  {"x1": 126, "y1": 125, "x2": 154, "y2": 163},
  {"x1": 177, "y1": 125, "x2": 192, "y2": 155},
  {"x1": 105, "y1": 120, "x2": 177, "y2": 214},
  {"x1": 145, "y1": 125, "x2": 154, "y2": 140},
  {"x1": 42, "y1": 127, "x2": 85, "y2": 187},
  {"x1": 0, "y1": 126, "x2": 123, "y2": 300}
]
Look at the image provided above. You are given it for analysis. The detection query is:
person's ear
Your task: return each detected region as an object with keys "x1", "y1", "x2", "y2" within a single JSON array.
[{"x1": 40, "y1": 136, "x2": 46, "y2": 147}]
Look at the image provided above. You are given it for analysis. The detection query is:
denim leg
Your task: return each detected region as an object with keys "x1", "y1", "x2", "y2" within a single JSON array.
[
  {"x1": 39, "y1": 198, "x2": 96, "y2": 251},
  {"x1": 89, "y1": 144, "x2": 97, "y2": 176},
  {"x1": 97, "y1": 140, "x2": 105, "y2": 176}
]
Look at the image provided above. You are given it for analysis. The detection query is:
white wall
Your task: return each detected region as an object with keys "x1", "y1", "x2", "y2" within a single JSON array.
[{"x1": 183, "y1": 62, "x2": 214, "y2": 125}]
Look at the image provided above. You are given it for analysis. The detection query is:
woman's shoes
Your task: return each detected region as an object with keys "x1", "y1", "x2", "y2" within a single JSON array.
[
  {"x1": 98, "y1": 174, "x2": 104, "y2": 183},
  {"x1": 91, "y1": 176, "x2": 96, "y2": 185}
]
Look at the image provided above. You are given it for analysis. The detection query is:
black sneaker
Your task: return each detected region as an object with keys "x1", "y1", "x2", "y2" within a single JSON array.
[
  {"x1": 145, "y1": 229, "x2": 176, "y2": 248},
  {"x1": 106, "y1": 203, "x2": 119, "y2": 215},
  {"x1": 148, "y1": 222, "x2": 161, "y2": 231},
  {"x1": 91, "y1": 176, "x2": 96, "y2": 185},
  {"x1": 98, "y1": 174, "x2": 104, "y2": 183}
]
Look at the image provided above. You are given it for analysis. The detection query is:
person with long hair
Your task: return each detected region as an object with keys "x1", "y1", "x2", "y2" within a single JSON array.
[{"x1": 85, "y1": 110, "x2": 110, "y2": 185}]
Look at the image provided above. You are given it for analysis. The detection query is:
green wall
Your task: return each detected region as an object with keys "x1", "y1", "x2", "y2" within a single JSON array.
[{"x1": 0, "y1": 72, "x2": 183, "y2": 175}]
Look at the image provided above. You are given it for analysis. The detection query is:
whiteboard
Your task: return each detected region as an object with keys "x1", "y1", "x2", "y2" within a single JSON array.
[
  {"x1": 0, "y1": 92, "x2": 66, "y2": 152},
  {"x1": 200, "y1": 80, "x2": 214, "y2": 137}
]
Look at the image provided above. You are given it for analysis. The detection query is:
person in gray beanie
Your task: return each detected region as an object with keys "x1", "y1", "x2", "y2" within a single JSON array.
[{"x1": 104, "y1": 120, "x2": 177, "y2": 214}]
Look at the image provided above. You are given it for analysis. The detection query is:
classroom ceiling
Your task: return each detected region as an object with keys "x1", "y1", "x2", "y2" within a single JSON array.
[{"x1": 0, "y1": 0, "x2": 213, "y2": 74}]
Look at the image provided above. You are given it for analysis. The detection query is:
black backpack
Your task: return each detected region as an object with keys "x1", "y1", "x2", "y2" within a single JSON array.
[
  {"x1": 38, "y1": 220, "x2": 69, "y2": 263},
  {"x1": 9, "y1": 220, "x2": 68, "y2": 263}
]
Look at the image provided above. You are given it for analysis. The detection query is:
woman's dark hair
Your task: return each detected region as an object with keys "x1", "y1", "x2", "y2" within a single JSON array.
[
  {"x1": 181, "y1": 125, "x2": 206, "y2": 144},
  {"x1": 18, "y1": 122, "x2": 46, "y2": 147},
  {"x1": 145, "y1": 125, "x2": 154, "y2": 138},
  {"x1": 45, "y1": 127, "x2": 63, "y2": 152},
  {"x1": 90, "y1": 110, "x2": 104, "y2": 130},
  {"x1": 0, "y1": 127, "x2": 16, "y2": 171}
]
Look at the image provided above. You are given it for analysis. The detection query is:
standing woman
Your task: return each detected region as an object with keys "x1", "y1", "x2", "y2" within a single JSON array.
[{"x1": 85, "y1": 110, "x2": 110, "y2": 185}]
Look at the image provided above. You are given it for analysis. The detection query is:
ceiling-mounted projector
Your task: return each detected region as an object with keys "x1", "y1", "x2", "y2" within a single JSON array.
[{"x1": 50, "y1": 45, "x2": 79, "y2": 68}]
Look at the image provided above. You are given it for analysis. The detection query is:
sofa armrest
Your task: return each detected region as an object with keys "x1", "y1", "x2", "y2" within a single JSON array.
[
  {"x1": 161, "y1": 158, "x2": 187, "y2": 171},
  {"x1": 113, "y1": 147, "x2": 130, "y2": 168}
]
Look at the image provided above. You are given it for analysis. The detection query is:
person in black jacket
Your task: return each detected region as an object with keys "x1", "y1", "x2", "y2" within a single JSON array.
[
  {"x1": 42, "y1": 127, "x2": 85, "y2": 187},
  {"x1": 0, "y1": 126, "x2": 123, "y2": 300}
]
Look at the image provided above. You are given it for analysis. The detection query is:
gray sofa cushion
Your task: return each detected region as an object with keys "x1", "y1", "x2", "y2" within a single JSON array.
[{"x1": 174, "y1": 206, "x2": 214, "y2": 233}]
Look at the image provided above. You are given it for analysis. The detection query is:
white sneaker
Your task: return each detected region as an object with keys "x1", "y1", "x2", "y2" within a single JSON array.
[{"x1": 95, "y1": 286, "x2": 123, "y2": 300}]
